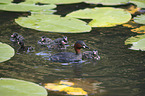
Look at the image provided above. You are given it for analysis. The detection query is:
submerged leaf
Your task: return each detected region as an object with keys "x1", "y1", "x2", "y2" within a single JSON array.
[
  {"x1": 129, "y1": 0, "x2": 145, "y2": 8},
  {"x1": 0, "y1": 42, "x2": 15, "y2": 63},
  {"x1": 0, "y1": 78, "x2": 48, "y2": 96},
  {"x1": 60, "y1": 87, "x2": 87, "y2": 95},
  {"x1": 133, "y1": 14, "x2": 145, "y2": 24},
  {"x1": 67, "y1": 7, "x2": 131, "y2": 27},
  {"x1": 131, "y1": 26, "x2": 145, "y2": 33},
  {"x1": 122, "y1": 21, "x2": 140, "y2": 28},
  {"x1": 84, "y1": 0, "x2": 129, "y2": 5},
  {"x1": 0, "y1": 3, "x2": 56, "y2": 12},
  {"x1": 15, "y1": 14, "x2": 91, "y2": 33}
]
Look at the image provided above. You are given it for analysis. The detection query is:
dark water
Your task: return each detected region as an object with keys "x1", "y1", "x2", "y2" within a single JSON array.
[{"x1": 0, "y1": 3, "x2": 145, "y2": 96}]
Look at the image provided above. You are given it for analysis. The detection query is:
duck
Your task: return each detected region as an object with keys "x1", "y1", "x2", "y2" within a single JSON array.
[
  {"x1": 17, "y1": 40, "x2": 34, "y2": 53},
  {"x1": 82, "y1": 50, "x2": 100, "y2": 60},
  {"x1": 10, "y1": 33, "x2": 24, "y2": 43},
  {"x1": 50, "y1": 40, "x2": 89, "y2": 62},
  {"x1": 37, "y1": 36, "x2": 53, "y2": 46}
]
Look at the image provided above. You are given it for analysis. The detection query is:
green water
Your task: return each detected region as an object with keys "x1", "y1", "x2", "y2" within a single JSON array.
[{"x1": 0, "y1": 3, "x2": 145, "y2": 96}]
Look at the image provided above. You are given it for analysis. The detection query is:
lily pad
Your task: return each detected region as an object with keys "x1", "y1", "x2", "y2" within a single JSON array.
[
  {"x1": 129, "y1": 0, "x2": 145, "y2": 8},
  {"x1": 125, "y1": 35, "x2": 145, "y2": 45},
  {"x1": 0, "y1": 78, "x2": 48, "y2": 96},
  {"x1": 0, "y1": 42, "x2": 15, "y2": 63},
  {"x1": 66, "y1": 7, "x2": 131, "y2": 27},
  {"x1": 131, "y1": 26, "x2": 145, "y2": 33},
  {"x1": 23, "y1": 0, "x2": 84, "y2": 4},
  {"x1": 0, "y1": 0, "x2": 12, "y2": 3},
  {"x1": 125, "y1": 35, "x2": 145, "y2": 51},
  {"x1": 133, "y1": 14, "x2": 145, "y2": 24},
  {"x1": 15, "y1": 14, "x2": 91, "y2": 33},
  {"x1": 129, "y1": 38, "x2": 145, "y2": 51},
  {"x1": 84, "y1": 0, "x2": 129, "y2": 5},
  {"x1": 0, "y1": 3, "x2": 56, "y2": 12}
]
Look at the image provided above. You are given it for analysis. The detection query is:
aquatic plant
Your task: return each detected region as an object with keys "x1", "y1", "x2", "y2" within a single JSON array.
[
  {"x1": 0, "y1": 0, "x2": 12, "y2": 3},
  {"x1": 67, "y1": 7, "x2": 131, "y2": 27},
  {"x1": 129, "y1": 0, "x2": 145, "y2": 8},
  {"x1": 0, "y1": 78, "x2": 48, "y2": 96},
  {"x1": 125, "y1": 35, "x2": 145, "y2": 51},
  {"x1": 133, "y1": 14, "x2": 145, "y2": 24},
  {"x1": 84, "y1": 0, "x2": 129, "y2": 5},
  {"x1": 0, "y1": 3, "x2": 56, "y2": 12},
  {"x1": 15, "y1": 14, "x2": 91, "y2": 33},
  {"x1": 0, "y1": 42, "x2": 15, "y2": 63}
]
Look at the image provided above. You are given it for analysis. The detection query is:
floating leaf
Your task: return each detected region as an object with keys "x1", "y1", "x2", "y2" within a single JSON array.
[
  {"x1": 125, "y1": 35, "x2": 145, "y2": 45},
  {"x1": 0, "y1": 42, "x2": 15, "y2": 63},
  {"x1": 0, "y1": 78, "x2": 48, "y2": 96},
  {"x1": 24, "y1": 0, "x2": 84, "y2": 4},
  {"x1": 129, "y1": 0, "x2": 145, "y2": 8},
  {"x1": 133, "y1": 14, "x2": 145, "y2": 24},
  {"x1": 66, "y1": 7, "x2": 131, "y2": 27},
  {"x1": 0, "y1": 3, "x2": 56, "y2": 12},
  {"x1": 129, "y1": 38, "x2": 145, "y2": 51},
  {"x1": 15, "y1": 14, "x2": 91, "y2": 33},
  {"x1": 131, "y1": 26, "x2": 145, "y2": 33},
  {"x1": 84, "y1": 0, "x2": 129, "y2": 5},
  {"x1": 0, "y1": 0, "x2": 12, "y2": 3}
]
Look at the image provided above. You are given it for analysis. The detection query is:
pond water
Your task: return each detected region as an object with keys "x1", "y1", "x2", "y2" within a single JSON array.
[{"x1": 0, "y1": 3, "x2": 145, "y2": 96}]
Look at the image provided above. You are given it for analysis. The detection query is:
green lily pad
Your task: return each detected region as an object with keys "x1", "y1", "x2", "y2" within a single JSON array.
[
  {"x1": 84, "y1": 0, "x2": 129, "y2": 5},
  {"x1": 15, "y1": 14, "x2": 91, "y2": 33},
  {"x1": 0, "y1": 3, "x2": 56, "y2": 12},
  {"x1": 125, "y1": 35, "x2": 145, "y2": 51},
  {"x1": 133, "y1": 14, "x2": 145, "y2": 24},
  {"x1": 0, "y1": 78, "x2": 48, "y2": 96},
  {"x1": 125, "y1": 35, "x2": 145, "y2": 45},
  {"x1": 129, "y1": 38, "x2": 145, "y2": 51},
  {"x1": 0, "y1": 42, "x2": 15, "y2": 63},
  {"x1": 23, "y1": 0, "x2": 84, "y2": 4},
  {"x1": 66, "y1": 7, "x2": 131, "y2": 27},
  {"x1": 0, "y1": 0, "x2": 12, "y2": 3},
  {"x1": 129, "y1": 0, "x2": 145, "y2": 8}
]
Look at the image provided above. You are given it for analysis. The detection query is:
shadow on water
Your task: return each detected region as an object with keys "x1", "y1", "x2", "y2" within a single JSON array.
[{"x1": 0, "y1": 2, "x2": 145, "y2": 96}]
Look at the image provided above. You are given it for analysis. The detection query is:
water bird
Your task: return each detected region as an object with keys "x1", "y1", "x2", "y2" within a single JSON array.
[
  {"x1": 10, "y1": 33, "x2": 24, "y2": 43},
  {"x1": 50, "y1": 40, "x2": 89, "y2": 62},
  {"x1": 17, "y1": 40, "x2": 34, "y2": 53},
  {"x1": 83, "y1": 50, "x2": 100, "y2": 60},
  {"x1": 38, "y1": 36, "x2": 53, "y2": 46}
]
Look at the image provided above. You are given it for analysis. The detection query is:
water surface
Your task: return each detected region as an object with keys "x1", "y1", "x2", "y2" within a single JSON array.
[{"x1": 0, "y1": 3, "x2": 145, "y2": 96}]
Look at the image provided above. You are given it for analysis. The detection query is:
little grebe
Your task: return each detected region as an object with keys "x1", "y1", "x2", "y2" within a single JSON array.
[
  {"x1": 47, "y1": 39, "x2": 68, "y2": 50},
  {"x1": 53, "y1": 36, "x2": 68, "y2": 44},
  {"x1": 50, "y1": 40, "x2": 89, "y2": 62},
  {"x1": 38, "y1": 36, "x2": 53, "y2": 46},
  {"x1": 82, "y1": 50, "x2": 100, "y2": 60},
  {"x1": 10, "y1": 33, "x2": 24, "y2": 43},
  {"x1": 17, "y1": 40, "x2": 34, "y2": 53}
]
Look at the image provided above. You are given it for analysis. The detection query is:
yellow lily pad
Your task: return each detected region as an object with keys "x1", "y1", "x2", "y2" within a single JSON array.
[{"x1": 131, "y1": 26, "x2": 145, "y2": 33}]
